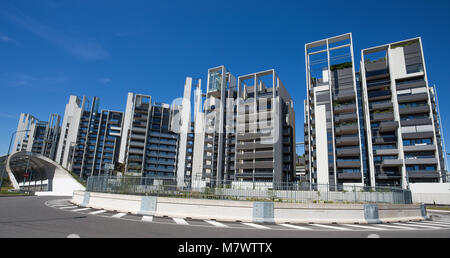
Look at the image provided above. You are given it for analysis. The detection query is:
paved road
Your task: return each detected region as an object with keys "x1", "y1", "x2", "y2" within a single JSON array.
[{"x1": 1, "y1": 196, "x2": 450, "y2": 238}]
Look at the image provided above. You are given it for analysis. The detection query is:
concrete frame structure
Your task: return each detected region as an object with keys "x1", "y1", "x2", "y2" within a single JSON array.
[
  {"x1": 360, "y1": 37, "x2": 446, "y2": 187},
  {"x1": 13, "y1": 113, "x2": 61, "y2": 161},
  {"x1": 119, "y1": 93, "x2": 178, "y2": 178},
  {"x1": 236, "y1": 69, "x2": 295, "y2": 183},
  {"x1": 304, "y1": 33, "x2": 365, "y2": 188},
  {"x1": 55, "y1": 96, "x2": 123, "y2": 179}
]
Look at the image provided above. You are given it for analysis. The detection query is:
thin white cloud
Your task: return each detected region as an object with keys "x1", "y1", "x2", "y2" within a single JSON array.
[
  {"x1": 0, "y1": 34, "x2": 11, "y2": 42},
  {"x1": 99, "y1": 77, "x2": 112, "y2": 84},
  {"x1": 1, "y1": 8, "x2": 110, "y2": 60}
]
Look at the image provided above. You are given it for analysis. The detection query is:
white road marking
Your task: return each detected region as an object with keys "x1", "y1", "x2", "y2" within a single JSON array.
[
  {"x1": 367, "y1": 234, "x2": 381, "y2": 238},
  {"x1": 344, "y1": 224, "x2": 387, "y2": 231},
  {"x1": 111, "y1": 213, "x2": 127, "y2": 218},
  {"x1": 89, "y1": 210, "x2": 107, "y2": 215},
  {"x1": 279, "y1": 224, "x2": 313, "y2": 230},
  {"x1": 395, "y1": 222, "x2": 441, "y2": 229},
  {"x1": 204, "y1": 220, "x2": 229, "y2": 228},
  {"x1": 72, "y1": 208, "x2": 91, "y2": 212},
  {"x1": 309, "y1": 224, "x2": 349, "y2": 231},
  {"x1": 375, "y1": 224, "x2": 415, "y2": 230},
  {"x1": 66, "y1": 234, "x2": 80, "y2": 238},
  {"x1": 59, "y1": 206, "x2": 77, "y2": 209},
  {"x1": 173, "y1": 218, "x2": 189, "y2": 225},
  {"x1": 420, "y1": 221, "x2": 450, "y2": 227},
  {"x1": 141, "y1": 216, "x2": 153, "y2": 222},
  {"x1": 241, "y1": 223, "x2": 271, "y2": 229}
]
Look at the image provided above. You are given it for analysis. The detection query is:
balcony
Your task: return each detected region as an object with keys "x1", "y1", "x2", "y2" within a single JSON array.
[
  {"x1": 407, "y1": 171, "x2": 440, "y2": 179},
  {"x1": 336, "y1": 160, "x2": 360, "y2": 168},
  {"x1": 337, "y1": 173, "x2": 362, "y2": 180},
  {"x1": 335, "y1": 124, "x2": 358, "y2": 135},
  {"x1": 334, "y1": 113, "x2": 358, "y2": 123},
  {"x1": 397, "y1": 93, "x2": 428, "y2": 103},
  {"x1": 374, "y1": 148, "x2": 398, "y2": 156},
  {"x1": 334, "y1": 103, "x2": 356, "y2": 114},
  {"x1": 381, "y1": 159, "x2": 403, "y2": 167},
  {"x1": 336, "y1": 147, "x2": 360, "y2": 157},
  {"x1": 369, "y1": 101, "x2": 392, "y2": 111},
  {"x1": 368, "y1": 90, "x2": 391, "y2": 101},
  {"x1": 371, "y1": 112, "x2": 394, "y2": 122},
  {"x1": 404, "y1": 158, "x2": 438, "y2": 165},
  {"x1": 335, "y1": 135, "x2": 359, "y2": 146},
  {"x1": 403, "y1": 144, "x2": 436, "y2": 152},
  {"x1": 333, "y1": 90, "x2": 355, "y2": 102},
  {"x1": 399, "y1": 105, "x2": 430, "y2": 115},
  {"x1": 378, "y1": 121, "x2": 399, "y2": 133},
  {"x1": 400, "y1": 118, "x2": 432, "y2": 127}
]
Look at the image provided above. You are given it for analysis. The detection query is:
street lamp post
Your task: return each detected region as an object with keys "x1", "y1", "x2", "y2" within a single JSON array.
[{"x1": 0, "y1": 129, "x2": 31, "y2": 189}]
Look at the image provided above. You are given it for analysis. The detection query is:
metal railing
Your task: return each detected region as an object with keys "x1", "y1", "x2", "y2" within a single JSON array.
[{"x1": 86, "y1": 176, "x2": 412, "y2": 204}]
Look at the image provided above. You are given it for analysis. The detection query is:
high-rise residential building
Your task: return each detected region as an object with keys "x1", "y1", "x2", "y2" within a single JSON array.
[
  {"x1": 235, "y1": 70, "x2": 295, "y2": 183},
  {"x1": 304, "y1": 33, "x2": 365, "y2": 188},
  {"x1": 56, "y1": 96, "x2": 123, "y2": 179},
  {"x1": 360, "y1": 37, "x2": 447, "y2": 187},
  {"x1": 199, "y1": 66, "x2": 238, "y2": 186},
  {"x1": 119, "y1": 93, "x2": 178, "y2": 178},
  {"x1": 304, "y1": 33, "x2": 447, "y2": 189},
  {"x1": 190, "y1": 66, "x2": 296, "y2": 186},
  {"x1": 13, "y1": 113, "x2": 61, "y2": 160}
]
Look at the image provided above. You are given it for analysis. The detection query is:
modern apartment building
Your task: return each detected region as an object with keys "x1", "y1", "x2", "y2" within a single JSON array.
[
  {"x1": 235, "y1": 70, "x2": 296, "y2": 183},
  {"x1": 304, "y1": 33, "x2": 365, "y2": 188},
  {"x1": 13, "y1": 113, "x2": 61, "y2": 160},
  {"x1": 191, "y1": 66, "x2": 296, "y2": 186},
  {"x1": 304, "y1": 33, "x2": 447, "y2": 189},
  {"x1": 119, "y1": 93, "x2": 178, "y2": 178},
  {"x1": 360, "y1": 37, "x2": 447, "y2": 187},
  {"x1": 56, "y1": 96, "x2": 123, "y2": 179}
]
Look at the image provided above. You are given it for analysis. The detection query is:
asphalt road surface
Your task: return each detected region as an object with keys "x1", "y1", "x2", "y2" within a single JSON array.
[{"x1": 1, "y1": 195, "x2": 450, "y2": 238}]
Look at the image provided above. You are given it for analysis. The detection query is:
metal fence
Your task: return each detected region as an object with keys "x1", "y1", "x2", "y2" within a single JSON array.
[{"x1": 86, "y1": 176, "x2": 412, "y2": 204}]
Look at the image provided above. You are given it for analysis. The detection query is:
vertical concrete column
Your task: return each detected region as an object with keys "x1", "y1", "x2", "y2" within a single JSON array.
[
  {"x1": 364, "y1": 204, "x2": 381, "y2": 224},
  {"x1": 253, "y1": 202, "x2": 274, "y2": 223},
  {"x1": 139, "y1": 196, "x2": 157, "y2": 216},
  {"x1": 81, "y1": 192, "x2": 90, "y2": 207}
]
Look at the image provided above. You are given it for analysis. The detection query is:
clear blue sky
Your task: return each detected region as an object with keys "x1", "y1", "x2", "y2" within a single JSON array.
[{"x1": 1, "y1": 0, "x2": 450, "y2": 158}]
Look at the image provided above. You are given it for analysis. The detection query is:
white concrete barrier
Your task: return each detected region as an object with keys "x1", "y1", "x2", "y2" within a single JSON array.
[
  {"x1": 377, "y1": 204, "x2": 425, "y2": 223},
  {"x1": 155, "y1": 197, "x2": 253, "y2": 222},
  {"x1": 273, "y1": 203, "x2": 367, "y2": 224},
  {"x1": 71, "y1": 191, "x2": 427, "y2": 224}
]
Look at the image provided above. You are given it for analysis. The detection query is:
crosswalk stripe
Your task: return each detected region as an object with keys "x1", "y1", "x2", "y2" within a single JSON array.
[
  {"x1": 343, "y1": 224, "x2": 387, "y2": 231},
  {"x1": 53, "y1": 204, "x2": 71, "y2": 207},
  {"x1": 205, "y1": 220, "x2": 229, "y2": 228},
  {"x1": 375, "y1": 224, "x2": 415, "y2": 230},
  {"x1": 173, "y1": 218, "x2": 189, "y2": 225},
  {"x1": 72, "y1": 208, "x2": 91, "y2": 212},
  {"x1": 420, "y1": 221, "x2": 450, "y2": 227},
  {"x1": 89, "y1": 210, "x2": 107, "y2": 215},
  {"x1": 59, "y1": 206, "x2": 77, "y2": 209},
  {"x1": 241, "y1": 223, "x2": 271, "y2": 229},
  {"x1": 310, "y1": 224, "x2": 349, "y2": 231},
  {"x1": 112, "y1": 213, "x2": 127, "y2": 218},
  {"x1": 396, "y1": 222, "x2": 441, "y2": 229},
  {"x1": 141, "y1": 216, "x2": 153, "y2": 222},
  {"x1": 279, "y1": 224, "x2": 313, "y2": 230}
]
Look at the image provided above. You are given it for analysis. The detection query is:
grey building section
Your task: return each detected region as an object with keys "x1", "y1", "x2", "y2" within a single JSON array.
[
  {"x1": 235, "y1": 70, "x2": 295, "y2": 183},
  {"x1": 69, "y1": 96, "x2": 123, "y2": 179},
  {"x1": 122, "y1": 93, "x2": 178, "y2": 178},
  {"x1": 360, "y1": 38, "x2": 446, "y2": 187},
  {"x1": 304, "y1": 33, "x2": 365, "y2": 188},
  {"x1": 13, "y1": 113, "x2": 61, "y2": 161},
  {"x1": 201, "y1": 66, "x2": 237, "y2": 185}
]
